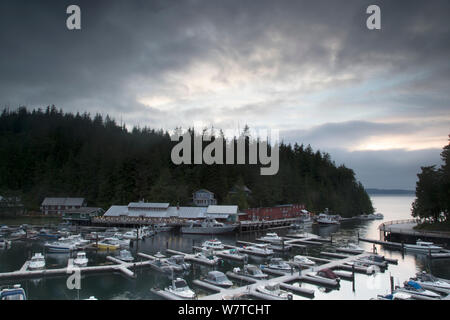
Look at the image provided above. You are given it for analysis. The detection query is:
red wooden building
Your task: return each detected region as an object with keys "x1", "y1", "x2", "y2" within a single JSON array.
[{"x1": 242, "y1": 204, "x2": 307, "y2": 221}]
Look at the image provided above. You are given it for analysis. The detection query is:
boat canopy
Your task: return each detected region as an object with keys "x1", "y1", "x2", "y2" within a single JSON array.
[{"x1": 406, "y1": 281, "x2": 422, "y2": 289}]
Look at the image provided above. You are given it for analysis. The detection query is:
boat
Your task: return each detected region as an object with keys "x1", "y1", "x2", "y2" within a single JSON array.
[
  {"x1": 97, "y1": 239, "x2": 120, "y2": 251},
  {"x1": 194, "y1": 251, "x2": 221, "y2": 265},
  {"x1": 202, "y1": 239, "x2": 225, "y2": 250},
  {"x1": 102, "y1": 237, "x2": 130, "y2": 248},
  {"x1": 356, "y1": 255, "x2": 388, "y2": 268},
  {"x1": 164, "y1": 278, "x2": 196, "y2": 299},
  {"x1": 404, "y1": 240, "x2": 443, "y2": 253},
  {"x1": 264, "y1": 258, "x2": 292, "y2": 272},
  {"x1": 344, "y1": 260, "x2": 380, "y2": 274},
  {"x1": 122, "y1": 230, "x2": 142, "y2": 240},
  {"x1": 374, "y1": 213, "x2": 384, "y2": 219},
  {"x1": 44, "y1": 239, "x2": 77, "y2": 253},
  {"x1": 240, "y1": 243, "x2": 274, "y2": 256},
  {"x1": 203, "y1": 271, "x2": 233, "y2": 288},
  {"x1": 73, "y1": 252, "x2": 88, "y2": 267},
  {"x1": 316, "y1": 213, "x2": 340, "y2": 225},
  {"x1": 0, "y1": 284, "x2": 27, "y2": 300},
  {"x1": 396, "y1": 281, "x2": 442, "y2": 299},
  {"x1": 233, "y1": 264, "x2": 268, "y2": 279},
  {"x1": 376, "y1": 291, "x2": 413, "y2": 300},
  {"x1": 256, "y1": 283, "x2": 293, "y2": 300},
  {"x1": 337, "y1": 243, "x2": 365, "y2": 254},
  {"x1": 166, "y1": 255, "x2": 191, "y2": 270},
  {"x1": 0, "y1": 238, "x2": 11, "y2": 249},
  {"x1": 260, "y1": 232, "x2": 283, "y2": 243},
  {"x1": 10, "y1": 229, "x2": 26, "y2": 238},
  {"x1": 117, "y1": 250, "x2": 134, "y2": 262},
  {"x1": 292, "y1": 255, "x2": 315, "y2": 266},
  {"x1": 411, "y1": 272, "x2": 450, "y2": 293},
  {"x1": 28, "y1": 253, "x2": 46, "y2": 270},
  {"x1": 181, "y1": 217, "x2": 237, "y2": 234},
  {"x1": 38, "y1": 229, "x2": 60, "y2": 239},
  {"x1": 307, "y1": 268, "x2": 340, "y2": 282},
  {"x1": 84, "y1": 296, "x2": 98, "y2": 300},
  {"x1": 153, "y1": 223, "x2": 173, "y2": 232}
]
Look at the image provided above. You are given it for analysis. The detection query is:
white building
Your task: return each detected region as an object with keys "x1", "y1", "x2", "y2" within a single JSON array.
[{"x1": 192, "y1": 189, "x2": 217, "y2": 207}]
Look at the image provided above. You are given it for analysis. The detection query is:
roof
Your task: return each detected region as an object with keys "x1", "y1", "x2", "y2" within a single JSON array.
[
  {"x1": 103, "y1": 204, "x2": 207, "y2": 219},
  {"x1": 207, "y1": 205, "x2": 238, "y2": 215},
  {"x1": 128, "y1": 202, "x2": 169, "y2": 209},
  {"x1": 104, "y1": 205, "x2": 128, "y2": 217},
  {"x1": 41, "y1": 197, "x2": 85, "y2": 206},
  {"x1": 193, "y1": 189, "x2": 214, "y2": 195}
]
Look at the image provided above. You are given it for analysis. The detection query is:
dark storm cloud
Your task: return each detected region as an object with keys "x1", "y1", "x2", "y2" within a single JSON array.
[{"x1": 0, "y1": 0, "x2": 449, "y2": 188}]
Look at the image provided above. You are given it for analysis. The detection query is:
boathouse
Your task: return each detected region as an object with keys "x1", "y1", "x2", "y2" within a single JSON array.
[{"x1": 62, "y1": 207, "x2": 104, "y2": 225}]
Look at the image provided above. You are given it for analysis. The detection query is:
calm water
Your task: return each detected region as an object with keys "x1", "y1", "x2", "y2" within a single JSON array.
[{"x1": 1, "y1": 195, "x2": 449, "y2": 300}]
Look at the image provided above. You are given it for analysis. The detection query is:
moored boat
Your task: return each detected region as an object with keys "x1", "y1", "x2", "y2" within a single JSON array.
[
  {"x1": 232, "y1": 264, "x2": 268, "y2": 279},
  {"x1": 203, "y1": 271, "x2": 233, "y2": 288},
  {"x1": 202, "y1": 239, "x2": 225, "y2": 250},
  {"x1": 404, "y1": 240, "x2": 443, "y2": 253},
  {"x1": 0, "y1": 284, "x2": 27, "y2": 300},
  {"x1": 181, "y1": 217, "x2": 236, "y2": 234},
  {"x1": 73, "y1": 252, "x2": 89, "y2": 267},
  {"x1": 28, "y1": 253, "x2": 46, "y2": 270},
  {"x1": 164, "y1": 278, "x2": 196, "y2": 299},
  {"x1": 256, "y1": 283, "x2": 293, "y2": 300}
]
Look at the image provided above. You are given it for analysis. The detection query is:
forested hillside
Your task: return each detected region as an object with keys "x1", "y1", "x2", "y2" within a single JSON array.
[{"x1": 0, "y1": 107, "x2": 374, "y2": 217}]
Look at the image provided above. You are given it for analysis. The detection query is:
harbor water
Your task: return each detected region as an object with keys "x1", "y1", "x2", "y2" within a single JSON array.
[{"x1": 1, "y1": 195, "x2": 449, "y2": 300}]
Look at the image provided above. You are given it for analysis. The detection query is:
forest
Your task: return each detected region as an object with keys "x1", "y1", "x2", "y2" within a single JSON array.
[
  {"x1": 412, "y1": 136, "x2": 450, "y2": 229},
  {"x1": 0, "y1": 106, "x2": 374, "y2": 217}
]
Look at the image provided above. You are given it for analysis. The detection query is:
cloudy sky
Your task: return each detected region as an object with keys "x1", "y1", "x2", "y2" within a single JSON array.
[{"x1": 0, "y1": 0, "x2": 449, "y2": 189}]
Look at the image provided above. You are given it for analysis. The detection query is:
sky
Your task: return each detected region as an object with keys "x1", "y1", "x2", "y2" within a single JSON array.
[{"x1": 0, "y1": 0, "x2": 449, "y2": 189}]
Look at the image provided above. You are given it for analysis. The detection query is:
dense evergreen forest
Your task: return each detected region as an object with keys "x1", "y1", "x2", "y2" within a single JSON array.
[
  {"x1": 412, "y1": 136, "x2": 450, "y2": 226},
  {"x1": 0, "y1": 107, "x2": 374, "y2": 217}
]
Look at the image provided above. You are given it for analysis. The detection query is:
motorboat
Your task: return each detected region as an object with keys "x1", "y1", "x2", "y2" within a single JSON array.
[
  {"x1": 0, "y1": 284, "x2": 27, "y2": 300},
  {"x1": 411, "y1": 272, "x2": 450, "y2": 293},
  {"x1": 97, "y1": 239, "x2": 120, "y2": 251},
  {"x1": 357, "y1": 255, "x2": 388, "y2": 268},
  {"x1": 38, "y1": 229, "x2": 59, "y2": 239},
  {"x1": 202, "y1": 239, "x2": 225, "y2": 250},
  {"x1": 376, "y1": 291, "x2": 413, "y2": 300},
  {"x1": 396, "y1": 281, "x2": 442, "y2": 299},
  {"x1": 260, "y1": 232, "x2": 283, "y2": 243},
  {"x1": 264, "y1": 258, "x2": 292, "y2": 272},
  {"x1": 117, "y1": 250, "x2": 134, "y2": 262},
  {"x1": 233, "y1": 264, "x2": 267, "y2": 279},
  {"x1": 0, "y1": 238, "x2": 11, "y2": 249},
  {"x1": 102, "y1": 237, "x2": 130, "y2": 248},
  {"x1": 166, "y1": 255, "x2": 191, "y2": 270},
  {"x1": 221, "y1": 248, "x2": 248, "y2": 260},
  {"x1": 10, "y1": 229, "x2": 26, "y2": 238},
  {"x1": 181, "y1": 217, "x2": 237, "y2": 234},
  {"x1": 44, "y1": 239, "x2": 77, "y2": 253},
  {"x1": 153, "y1": 223, "x2": 173, "y2": 232},
  {"x1": 337, "y1": 243, "x2": 365, "y2": 254},
  {"x1": 292, "y1": 255, "x2": 315, "y2": 266},
  {"x1": 316, "y1": 213, "x2": 340, "y2": 225},
  {"x1": 307, "y1": 268, "x2": 340, "y2": 283},
  {"x1": 122, "y1": 230, "x2": 142, "y2": 240},
  {"x1": 194, "y1": 251, "x2": 221, "y2": 265},
  {"x1": 256, "y1": 283, "x2": 293, "y2": 300},
  {"x1": 73, "y1": 252, "x2": 89, "y2": 267},
  {"x1": 164, "y1": 278, "x2": 196, "y2": 299},
  {"x1": 203, "y1": 271, "x2": 233, "y2": 288},
  {"x1": 404, "y1": 240, "x2": 443, "y2": 253},
  {"x1": 240, "y1": 243, "x2": 274, "y2": 256},
  {"x1": 28, "y1": 253, "x2": 46, "y2": 270},
  {"x1": 344, "y1": 260, "x2": 380, "y2": 274}
]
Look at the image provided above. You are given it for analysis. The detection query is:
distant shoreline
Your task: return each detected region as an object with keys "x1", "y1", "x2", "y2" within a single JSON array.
[{"x1": 366, "y1": 188, "x2": 415, "y2": 196}]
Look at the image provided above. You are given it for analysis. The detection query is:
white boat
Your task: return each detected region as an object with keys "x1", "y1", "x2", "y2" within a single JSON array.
[
  {"x1": 166, "y1": 255, "x2": 191, "y2": 270},
  {"x1": 29, "y1": 253, "x2": 46, "y2": 270},
  {"x1": 122, "y1": 230, "x2": 142, "y2": 240},
  {"x1": 376, "y1": 291, "x2": 413, "y2": 300},
  {"x1": 241, "y1": 243, "x2": 274, "y2": 256},
  {"x1": 264, "y1": 258, "x2": 292, "y2": 271},
  {"x1": 260, "y1": 232, "x2": 283, "y2": 243},
  {"x1": 202, "y1": 239, "x2": 225, "y2": 250},
  {"x1": 316, "y1": 213, "x2": 340, "y2": 225},
  {"x1": 0, "y1": 238, "x2": 11, "y2": 249},
  {"x1": 0, "y1": 284, "x2": 27, "y2": 300},
  {"x1": 165, "y1": 278, "x2": 196, "y2": 299},
  {"x1": 203, "y1": 271, "x2": 233, "y2": 288},
  {"x1": 44, "y1": 239, "x2": 77, "y2": 253},
  {"x1": 117, "y1": 250, "x2": 134, "y2": 262},
  {"x1": 337, "y1": 243, "x2": 365, "y2": 254},
  {"x1": 153, "y1": 224, "x2": 173, "y2": 232},
  {"x1": 411, "y1": 272, "x2": 450, "y2": 293},
  {"x1": 194, "y1": 251, "x2": 221, "y2": 265},
  {"x1": 233, "y1": 264, "x2": 268, "y2": 279},
  {"x1": 256, "y1": 283, "x2": 293, "y2": 300},
  {"x1": 396, "y1": 281, "x2": 442, "y2": 299},
  {"x1": 73, "y1": 252, "x2": 88, "y2": 267},
  {"x1": 102, "y1": 237, "x2": 130, "y2": 248},
  {"x1": 181, "y1": 217, "x2": 236, "y2": 234},
  {"x1": 404, "y1": 240, "x2": 443, "y2": 253},
  {"x1": 292, "y1": 255, "x2": 315, "y2": 266},
  {"x1": 84, "y1": 296, "x2": 98, "y2": 300},
  {"x1": 10, "y1": 229, "x2": 26, "y2": 238},
  {"x1": 344, "y1": 260, "x2": 380, "y2": 274}
]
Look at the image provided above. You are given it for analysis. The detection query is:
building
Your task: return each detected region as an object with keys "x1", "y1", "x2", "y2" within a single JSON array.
[
  {"x1": 242, "y1": 204, "x2": 306, "y2": 221},
  {"x1": 62, "y1": 207, "x2": 104, "y2": 225},
  {"x1": 193, "y1": 189, "x2": 217, "y2": 207},
  {"x1": 102, "y1": 202, "x2": 239, "y2": 223},
  {"x1": 41, "y1": 197, "x2": 87, "y2": 215}
]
